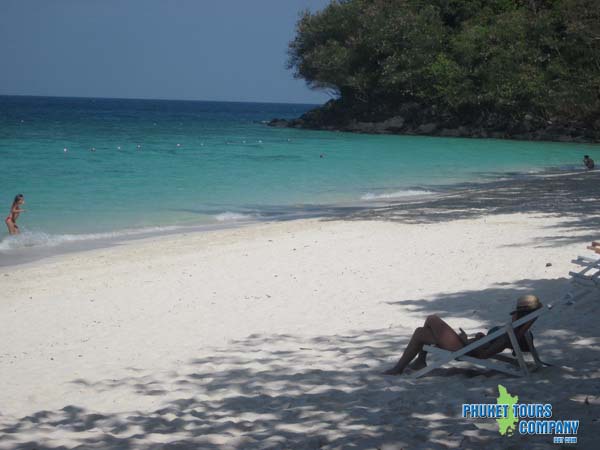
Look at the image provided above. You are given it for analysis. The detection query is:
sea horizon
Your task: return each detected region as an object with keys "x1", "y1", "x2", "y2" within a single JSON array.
[{"x1": 0, "y1": 93, "x2": 322, "y2": 107}]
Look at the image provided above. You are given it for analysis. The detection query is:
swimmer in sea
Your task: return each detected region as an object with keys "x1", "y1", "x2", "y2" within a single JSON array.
[
  {"x1": 583, "y1": 155, "x2": 595, "y2": 170},
  {"x1": 5, "y1": 194, "x2": 25, "y2": 235}
]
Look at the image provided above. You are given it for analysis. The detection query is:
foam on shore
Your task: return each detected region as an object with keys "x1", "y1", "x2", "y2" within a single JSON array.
[{"x1": 361, "y1": 189, "x2": 436, "y2": 200}]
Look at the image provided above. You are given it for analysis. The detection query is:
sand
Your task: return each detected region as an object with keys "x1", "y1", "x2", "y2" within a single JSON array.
[{"x1": 1, "y1": 173, "x2": 600, "y2": 449}]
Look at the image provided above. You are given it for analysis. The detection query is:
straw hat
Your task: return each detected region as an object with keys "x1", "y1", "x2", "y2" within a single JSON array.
[{"x1": 510, "y1": 294, "x2": 542, "y2": 315}]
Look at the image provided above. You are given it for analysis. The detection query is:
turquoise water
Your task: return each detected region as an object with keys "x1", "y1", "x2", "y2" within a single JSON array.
[{"x1": 0, "y1": 96, "x2": 594, "y2": 255}]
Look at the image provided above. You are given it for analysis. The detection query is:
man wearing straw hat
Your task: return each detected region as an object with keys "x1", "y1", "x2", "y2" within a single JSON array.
[{"x1": 384, "y1": 295, "x2": 543, "y2": 375}]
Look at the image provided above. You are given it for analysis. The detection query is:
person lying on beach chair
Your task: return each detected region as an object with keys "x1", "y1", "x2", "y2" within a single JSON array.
[
  {"x1": 383, "y1": 295, "x2": 543, "y2": 376},
  {"x1": 587, "y1": 242, "x2": 600, "y2": 255}
]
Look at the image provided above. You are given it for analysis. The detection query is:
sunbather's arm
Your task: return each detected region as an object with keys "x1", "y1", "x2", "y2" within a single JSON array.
[
  {"x1": 468, "y1": 338, "x2": 508, "y2": 359},
  {"x1": 459, "y1": 329, "x2": 484, "y2": 346}
]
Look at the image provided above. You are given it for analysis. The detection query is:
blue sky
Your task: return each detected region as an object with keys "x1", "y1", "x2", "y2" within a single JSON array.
[{"x1": 0, "y1": 0, "x2": 330, "y2": 104}]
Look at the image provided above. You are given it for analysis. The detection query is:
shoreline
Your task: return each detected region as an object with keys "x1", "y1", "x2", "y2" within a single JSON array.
[{"x1": 1, "y1": 167, "x2": 598, "y2": 269}]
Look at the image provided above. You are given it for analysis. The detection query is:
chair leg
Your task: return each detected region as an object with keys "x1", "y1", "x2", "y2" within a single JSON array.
[{"x1": 506, "y1": 325, "x2": 529, "y2": 377}]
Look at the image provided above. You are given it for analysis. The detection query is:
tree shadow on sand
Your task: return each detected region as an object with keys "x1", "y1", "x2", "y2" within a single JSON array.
[
  {"x1": 170, "y1": 171, "x2": 600, "y2": 251},
  {"x1": 328, "y1": 171, "x2": 600, "y2": 247},
  {"x1": 176, "y1": 171, "x2": 600, "y2": 249},
  {"x1": 1, "y1": 278, "x2": 598, "y2": 449}
]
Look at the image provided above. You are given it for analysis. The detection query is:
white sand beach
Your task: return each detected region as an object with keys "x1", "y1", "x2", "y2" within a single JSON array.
[{"x1": 1, "y1": 172, "x2": 599, "y2": 449}]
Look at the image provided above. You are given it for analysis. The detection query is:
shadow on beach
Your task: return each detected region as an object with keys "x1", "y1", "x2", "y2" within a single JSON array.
[
  {"x1": 1, "y1": 278, "x2": 598, "y2": 449},
  {"x1": 180, "y1": 170, "x2": 600, "y2": 249},
  {"x1": 3, "y1": 170, "x2": 599, "y2": 268},
  {"x1": 319, "y1": 170, "x2": 600, "y2": 248}
]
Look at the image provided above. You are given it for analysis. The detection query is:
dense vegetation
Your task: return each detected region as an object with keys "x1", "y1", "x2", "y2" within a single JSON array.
[{"x1": 285, "y1": 0, "x2": 600, "y2": 139}]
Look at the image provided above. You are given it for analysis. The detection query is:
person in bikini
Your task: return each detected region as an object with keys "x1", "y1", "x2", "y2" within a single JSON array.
[
  {"x1": 383, "y1": 295, "x2": 542, "y2": 375},
  {"x1": 5, "y1": 194, "x2": 25, "y2": 235}
]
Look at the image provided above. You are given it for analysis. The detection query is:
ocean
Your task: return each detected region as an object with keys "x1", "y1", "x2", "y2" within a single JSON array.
[{"x1": 0, "y1": 95, "x2": 592, "y2": 261}]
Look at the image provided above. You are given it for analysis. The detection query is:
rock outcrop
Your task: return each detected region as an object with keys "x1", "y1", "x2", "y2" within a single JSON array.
[{"x1": 268, "y1": 101, "x2": 600, "y2": 143}]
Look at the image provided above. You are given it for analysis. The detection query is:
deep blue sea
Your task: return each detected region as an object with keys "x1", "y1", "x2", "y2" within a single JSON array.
[{"x1": 0, "y1": 95, "x2": 594, "y2": 258}]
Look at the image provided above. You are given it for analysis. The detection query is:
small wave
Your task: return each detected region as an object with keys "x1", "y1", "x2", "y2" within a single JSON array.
[
  {"x1": 361, "y1": 190, "x2": 435, "y2": 200},
  {"x1": 0, "y1": 226, "x2": 180, "y2": 253},
  {"x1": 214, "y1": 212, "x2": 257, "y2": 222}
]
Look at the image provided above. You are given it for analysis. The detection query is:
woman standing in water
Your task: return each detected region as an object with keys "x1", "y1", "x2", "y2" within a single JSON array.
[{"x1": 5, "y1": 194, "x2": 25, "y2": 235}]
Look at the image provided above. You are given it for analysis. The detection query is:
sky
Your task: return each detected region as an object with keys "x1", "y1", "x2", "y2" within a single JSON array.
[{"x1": 0, "y1": 0, "x2": 331, "y2": 104}]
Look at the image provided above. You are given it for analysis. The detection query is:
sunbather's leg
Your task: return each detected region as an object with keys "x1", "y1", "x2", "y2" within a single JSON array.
[
  {"x1": 423, "y1": 315, "x2": 464, "y2": 351},
  {"x1": 408, "y1": 351, "x2": 428, "y2": 370},
  {"x1": 384, "y1": 315, "x2": 463, "y2": 375},
  {"x1": 383, "y1": 326, "x2": 434, "y2": 375}
]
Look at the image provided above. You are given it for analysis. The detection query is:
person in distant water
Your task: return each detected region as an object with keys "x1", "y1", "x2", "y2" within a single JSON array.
[
  {"x1": 383, "y1": 295, "x2": 542, "y2": 375},
  {"x1": 5, "y1": 194, "x2": 25, "y2": 235},
  {"x1": 583, "y1": 155, "x2": 594, "y2": 170}
]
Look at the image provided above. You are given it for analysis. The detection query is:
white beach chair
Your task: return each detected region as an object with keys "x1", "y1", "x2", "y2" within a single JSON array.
[
  {"x1": 412, "y1": 281, "x2": 593, "y2": 379},
  {"x1": 569, "y1": 255, "x2": 600, "y2": 290},
  {"x1": 411, "y1": 306, "x2": 548, "y2": 378},
  {"x1": 410, "y1": 254, "x2": 599, "y2": 379}
]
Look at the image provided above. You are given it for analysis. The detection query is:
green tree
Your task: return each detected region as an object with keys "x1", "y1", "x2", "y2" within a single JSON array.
[{"x1": 287, "y1": 0, "x2": 600, "y2": 129}]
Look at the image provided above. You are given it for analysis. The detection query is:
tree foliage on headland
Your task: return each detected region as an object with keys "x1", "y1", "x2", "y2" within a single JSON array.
[{"x1": 284, "y1": 0, "x2": 600, "y2": 139}]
